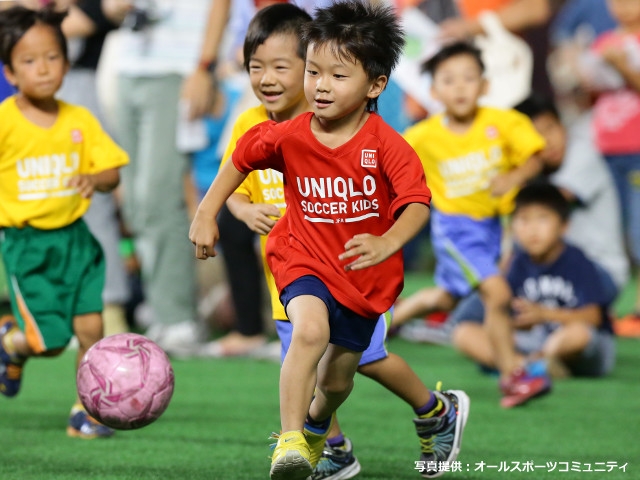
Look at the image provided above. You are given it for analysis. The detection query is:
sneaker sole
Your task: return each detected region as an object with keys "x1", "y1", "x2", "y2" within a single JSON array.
[
  {"x1": 66, "y1": 426, "x2": 111, "y2": 440},
  {"x1": 270, "y1": 451, "x2": 313, "y2": 480},
  {"x1": 421, "y1": 390, "x2": 470, "y2": 479},
  {"x1": 320, "y1": 458, "x2": 361, "y2": 480}
]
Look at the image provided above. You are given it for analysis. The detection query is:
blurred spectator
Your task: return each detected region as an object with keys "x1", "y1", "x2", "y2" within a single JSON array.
[
  {"x1": 59, "y1": 0, "x2": 131, "y2": 337},
  {"x1": 585, "y1": 0, "x2": 640, "y2": 333},
  {"x1": 111, "y1": 0, "x2": 222, "y2": 355}
]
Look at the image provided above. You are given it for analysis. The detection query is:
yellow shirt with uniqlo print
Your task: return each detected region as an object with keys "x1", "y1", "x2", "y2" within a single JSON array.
[
  {"x1": 0, "y1": 97, "x2": 129, "y2": 230},
  {"x1": 404, "y1": 106, "x2": 545, "y2": 219}
]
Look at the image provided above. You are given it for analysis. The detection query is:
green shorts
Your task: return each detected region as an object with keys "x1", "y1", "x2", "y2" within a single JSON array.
[{"x1": 0, "y1": 219, "x2": 105, "y2": 353}]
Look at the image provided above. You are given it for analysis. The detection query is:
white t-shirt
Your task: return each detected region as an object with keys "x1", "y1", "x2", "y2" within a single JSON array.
[
  {"x1": 116, "y1": 0, "x2": 210, "y2": 77},
  {"x1": 550, "y1": 113, "x2": 630, "y2": 289}
]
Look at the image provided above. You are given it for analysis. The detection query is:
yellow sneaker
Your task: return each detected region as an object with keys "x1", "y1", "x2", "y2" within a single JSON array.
[
  {"x1": 303, "y1": 414, "x2": 335, "y2": 469},
  {"x1": 270, "y1": 430, "x2": 312, "y2": 480}
]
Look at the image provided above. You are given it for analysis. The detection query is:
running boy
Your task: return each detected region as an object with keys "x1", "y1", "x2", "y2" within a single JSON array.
[
  {"x1": 190, "y1": 2, "x2": 461, "y2": 479},
  {"x1": 222, "y1": 4, "x2": 468, "y2": 479},
  {"x1": 396, "y1": 42, "x2": 548, "y2": 406},
  {"x1": 453, "y1": 183, "x2": 616, "y2": 400},
  {"x1": 0, "y1": 5, "x2": 128, "y2": 438}
]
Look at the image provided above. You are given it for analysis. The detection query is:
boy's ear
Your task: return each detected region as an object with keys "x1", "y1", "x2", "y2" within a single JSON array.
[
  {"x1": 367, "y1": 75, "x2": 388, "y2": 100},
  {"x1": 430, "y1": 83, "x2": 440, "y2": 102},
  {"x1": 3, "y1": 64, "x2": 17, "y2": 86}
]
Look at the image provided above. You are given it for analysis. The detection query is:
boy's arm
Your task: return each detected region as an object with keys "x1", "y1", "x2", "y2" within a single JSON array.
[
  {"x1": 512, "y1": 298, "x2": 602, "y2": 329},
  {"x1": 340, "y1": 203, "x2": 430, "y2": 271},
  {"x1": 226, "y1": 193, "x2": 280, "y2": 236},
  {"x1": 189, "y1": 160, "x2": 248, "y2": 259},
  {"x1": 68, "y1": 168, "x2": 120, "y2": 198},
  {"x1": 490, "y1": 154, "x2": 543, "y2": 197}
]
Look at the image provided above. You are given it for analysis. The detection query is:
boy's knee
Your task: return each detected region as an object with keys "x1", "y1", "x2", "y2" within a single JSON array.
[
  {"x1": 451, "y1": 322, "x2": 477, "y2": 349},
  {"x1": 317, "y1": 376, "x2": 353, "y2": 397}
]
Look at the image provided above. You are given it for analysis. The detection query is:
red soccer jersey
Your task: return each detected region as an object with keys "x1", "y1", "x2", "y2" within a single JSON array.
[{"x1": 232, "y1": 112, "x2": 432, "y2": 318}]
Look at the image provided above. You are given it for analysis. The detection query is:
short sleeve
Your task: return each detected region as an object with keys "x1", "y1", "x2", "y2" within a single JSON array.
[
  {"x1": 231, "y1": 120, "x2": 283, "y2": 174},
  {"x1": 503, "y1": 110, "x2": 546, "y2": 167}
]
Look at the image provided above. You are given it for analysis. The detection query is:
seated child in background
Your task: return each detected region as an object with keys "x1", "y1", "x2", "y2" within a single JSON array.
[
  {"x1": 395, "y1": 41, "x2": 548, "y2": 407},
  {"x1": 451, "y1": 183, "x2": 616, "y2": 405},
  {"x1": 0, "y1": 5, "x2": 128, "y2": 437}
]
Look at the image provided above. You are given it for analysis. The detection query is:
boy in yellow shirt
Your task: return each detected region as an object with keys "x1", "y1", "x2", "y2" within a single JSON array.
[
  {"x1": 0, "y1": 5, "x2": 128, "y2": 437},
  {"x1": 397, "y1": 42, "x2": 549, "y2": 407}
]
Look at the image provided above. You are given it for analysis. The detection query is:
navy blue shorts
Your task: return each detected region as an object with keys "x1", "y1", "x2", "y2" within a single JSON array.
[{"x1": 280, "y1": 275, "x2": 378, "y2": 352}]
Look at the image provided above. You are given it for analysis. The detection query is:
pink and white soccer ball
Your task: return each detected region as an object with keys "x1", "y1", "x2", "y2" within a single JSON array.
[{"x1": 77, "y1": 333, "x2": 175, "y2": 430}]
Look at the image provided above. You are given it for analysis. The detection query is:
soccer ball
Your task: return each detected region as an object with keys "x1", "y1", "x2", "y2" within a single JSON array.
[{"x1": 76, "y1": 333, "x2": 175, "y2": 430}]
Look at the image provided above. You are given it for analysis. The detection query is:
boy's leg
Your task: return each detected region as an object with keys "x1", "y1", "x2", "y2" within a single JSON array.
[
  {"x1": 271, "y1": 295, "x2": 330, "y2": 480},
  {"x1": 67, "y1": 312, "x2": 114, "y2": 439},
  {"x1": 392, "y1": 287, "x2": 456, "y2": 328},
  {"x1": 0, "y1": 315, "x2": 28, "y2": 397},
  {"x1": 478, "y1": 275, "x2": 518, "y2": 376},
  {"x1": 451, "y1": 322, "x2": 497, "y2": 368},
  {"x1": 543, "y1": 324, "x2": 616, "y2": 377}
]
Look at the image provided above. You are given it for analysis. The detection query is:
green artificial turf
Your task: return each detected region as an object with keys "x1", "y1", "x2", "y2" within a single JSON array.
[{"x1": 1, "y1": 274, "x2": 638, "y2": 479}]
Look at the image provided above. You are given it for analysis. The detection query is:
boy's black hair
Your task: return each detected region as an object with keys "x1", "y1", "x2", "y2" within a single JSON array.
[
  {"x1": 514, "y1": 182, "x2": 571, "y2": 222},
  {"x1": 514, "y1": 93, "x2": 561, "y2": 121},
  {"x1": 0, "y1": 5, "x2": 68, "y2": 69},
  {"x1": 422, "y1": 41, "x2": 484, "y2": 76},
  {"x1": 243, "y1": 3, "x2": 312, "y2": 72},
  {"x1": 302, "y1": 0, "x2": 405, "y2": 112}
]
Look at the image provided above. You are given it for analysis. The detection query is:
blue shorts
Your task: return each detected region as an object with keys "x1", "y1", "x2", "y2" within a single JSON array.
[
  {"x1": 275, "y1": 309, "x2": 391, "y2": 366},
  {"x1": 431, "y1": 211, "x2": 501, "y2": 298},
  {"x1": 279, "y1": 275, "x2": 380, "y2": 353}
]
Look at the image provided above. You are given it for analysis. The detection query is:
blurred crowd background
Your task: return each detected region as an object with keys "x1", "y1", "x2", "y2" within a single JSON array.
[{"x1": 1, "y1": 0, "x2": 639, "y2": 359}]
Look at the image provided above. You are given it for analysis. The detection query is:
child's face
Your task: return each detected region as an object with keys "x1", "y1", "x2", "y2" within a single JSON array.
[
  {"x1": 512, "y1": 204, "x2": 566, "y2": 261},
  {"x1": 430, "y1": 54, "x2": 486, "y2": 121},
  {"x1": 531, "y1": 112, "x2": 566, "y2": 173},
  {"x1": 248, "y1": 33, "x2": 307, "y2": 121},
  {"x1": 3, "y1": 23, "x2": 67, "y2": 100},
  {"x1": 304, "y1": 42, "x2": 385, "y2": 123},
  {"x1": 607, "y1": 0, "x2": 640, "y2": 26}
]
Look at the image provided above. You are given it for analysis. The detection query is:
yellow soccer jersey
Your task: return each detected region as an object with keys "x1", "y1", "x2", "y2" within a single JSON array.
[
  {"x1": 222, "y1": 105, "x2": 287, "y2": 321},
  {"x1": 404, "y1": 107, "x2": 545, "y2": 219},
  {"x1": 0, "y1": 97, "x2": 128, "y2": 229}
]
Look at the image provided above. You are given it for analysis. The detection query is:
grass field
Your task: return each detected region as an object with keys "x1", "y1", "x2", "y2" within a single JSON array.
[{"x1": 1, "y1": 273, "x2": 639, "y2": 479}]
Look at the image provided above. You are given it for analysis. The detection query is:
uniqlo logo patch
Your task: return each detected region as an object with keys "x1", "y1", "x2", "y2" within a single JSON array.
[
  {"x1": 361, "y1": 149, "x2": 377, "y2": 168},
  {"x1": 71, "y1": 129, "x2": 83, "y2": 143}
]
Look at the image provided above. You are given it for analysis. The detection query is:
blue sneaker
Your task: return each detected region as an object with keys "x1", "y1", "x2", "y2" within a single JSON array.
[
  {"x1": 67, "y1": 408, "x2": 114, "y2": 439},
  {"x1": 414, "y1": 386, "x2": 470, "y2": 478},
  {"x1": 312, "y1": 437, "x2": 361, "y2": 480},
  {"x1": 0, "y1": 316, "x2": 25, "y2": 398}
]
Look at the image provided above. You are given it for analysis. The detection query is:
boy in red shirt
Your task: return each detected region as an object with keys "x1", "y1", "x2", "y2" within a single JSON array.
[{"x1": 190, "y1": 2, "x2": 469, "y2": 479}]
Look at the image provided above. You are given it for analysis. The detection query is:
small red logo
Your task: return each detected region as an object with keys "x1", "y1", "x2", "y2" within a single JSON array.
[
  {"x1": 71, "y1": 129, "x2": 83, "y2": 143},
  {"x1": 361, "y1": 149, "x2": 377, "y2": 168},
  {"x1": 485, "y1": 126, "x2": 498, "y2": 139}
]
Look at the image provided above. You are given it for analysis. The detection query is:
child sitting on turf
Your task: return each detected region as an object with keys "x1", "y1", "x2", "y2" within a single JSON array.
[
  {"x1": 220, "y1": 3, "x2": 469, "y2": 479},
  {"x1": 190, "y1": 2, "x2": 467, "y2": 479},
  {"x1": 0, "y1": 5, "x2": 128, "y2": 438},
  {"x1": 396, "y1": 41, "x2": 549, "y2": 407},
  {"x1": 452, "y1": 183, "x2": 616, "y2": 394}
]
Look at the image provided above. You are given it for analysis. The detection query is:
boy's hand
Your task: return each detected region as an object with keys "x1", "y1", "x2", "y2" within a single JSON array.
[
  {"x1": 236, "y1": 203, "x2": 280, "y2": 235},
  {"x1": 511, "y1": 297, "x2": 546, "y2": 329},
  {"x1": 68, "y1": 174, "x2": 96, "y2": 199},
  {"x1": 339, "y1": 234, "x2": 394, "y2": 271},
  {"x1": 189, "y1": 210, "x2": 219, "y2": 259}
]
